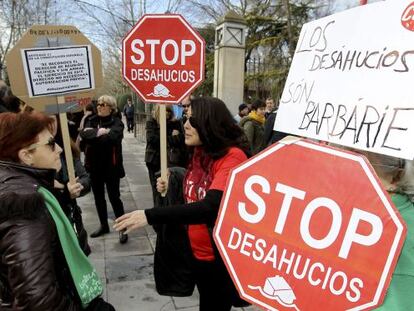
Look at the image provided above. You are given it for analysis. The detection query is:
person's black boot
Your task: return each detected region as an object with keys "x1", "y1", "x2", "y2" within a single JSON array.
[
  {"x1": 119, "y1": 230, "x2": 128, "y2": 244},
  {"x1": 90, "y1": 226, "x2": 110, "y2": 238}
]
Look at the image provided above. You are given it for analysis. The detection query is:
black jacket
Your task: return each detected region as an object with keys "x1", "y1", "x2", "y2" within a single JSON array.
[
  {"x1": 80, "y1": 114, "x2": 125, "y2": 178},
  {"x1": 0, "y1": 161, "x2": 82, "y2": 310},
  {"x1": 262, "y1": 111, "x2": 288, "y2": 148},
  {"x1": 0, "y1": 161, "x2": 115, "y2": 311},
  {"x1": 145, "y1": 118, "x2": 188, "y2": 169},
  {"x1": 146, "y1": 169, "x2": 249, "y2": 307},
  {"x1": 152, "y1": 167, "x2": 195, "y2": 296}
]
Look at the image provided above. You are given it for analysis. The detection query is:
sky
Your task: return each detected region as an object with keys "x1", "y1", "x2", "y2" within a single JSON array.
[{"x1": 61, "y1": 0, "x2": 384, "y2": 51}]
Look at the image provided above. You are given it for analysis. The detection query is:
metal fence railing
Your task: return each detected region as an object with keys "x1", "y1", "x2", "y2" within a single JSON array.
[{"x1": 134, "y1": 112, "x2": 151, "y2": 142}]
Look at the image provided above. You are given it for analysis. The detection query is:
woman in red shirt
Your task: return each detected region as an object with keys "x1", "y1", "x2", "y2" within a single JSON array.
[{"x1": 114, "y1": 97, "x2": 250, "y2": 310}]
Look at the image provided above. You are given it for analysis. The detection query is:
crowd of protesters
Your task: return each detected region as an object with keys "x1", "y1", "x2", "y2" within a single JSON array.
[{"x1": 1, "y1": 76, "x2": 413, "y2": 311}]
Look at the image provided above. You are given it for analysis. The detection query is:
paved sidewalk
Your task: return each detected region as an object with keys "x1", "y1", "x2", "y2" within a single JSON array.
[{"x1": 77, "y1": 130, "x2": 260, "y2": 311}]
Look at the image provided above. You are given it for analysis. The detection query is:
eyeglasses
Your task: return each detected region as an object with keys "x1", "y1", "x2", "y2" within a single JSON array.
[
  {"x1": 26, "y1": 137, "x2": 57, "y2": 152},
  {"x1": 182, "y1": 104, "x2": 190, "y2": 109},
  {"x1": 188, "y1": 116, "x2": 199, "y2": 128},
  {"x1": 97, "y1": 103, "x2": 109, "y2": 108}
]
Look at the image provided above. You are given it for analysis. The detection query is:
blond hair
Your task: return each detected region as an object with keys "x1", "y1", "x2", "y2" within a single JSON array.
[
  {"x1": 363, "y1": 152, "x2": 414, "y2": 201},
  {"x1": 98, "y1": 95, "x2": 117, "y2": 113}
]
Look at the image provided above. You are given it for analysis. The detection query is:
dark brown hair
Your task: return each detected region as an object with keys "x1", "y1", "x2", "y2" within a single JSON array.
[
  {"x1": 251, "y1": 99, "x2": 266, "y2": 111},
  {"x1": 190, "y1": 97, "x2": 250, "y2": 159}
]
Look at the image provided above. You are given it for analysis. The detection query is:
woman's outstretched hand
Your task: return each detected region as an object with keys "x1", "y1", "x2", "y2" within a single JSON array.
[{"x1": 113, "y1": 210, "x2": 148, "y2": 234}]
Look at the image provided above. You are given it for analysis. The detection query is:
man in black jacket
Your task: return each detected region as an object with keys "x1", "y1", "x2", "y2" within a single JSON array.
[{"x1": 123, "y1": 98, "x2": 135, "y2": 133}]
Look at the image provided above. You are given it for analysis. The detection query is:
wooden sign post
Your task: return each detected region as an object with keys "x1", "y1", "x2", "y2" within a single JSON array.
[
  {"x1": 159, "y1": 105, "x2": 168, "y2": 196},
  {"x1": 58, "y1": 96, "x2": 76, "y2": 182}
]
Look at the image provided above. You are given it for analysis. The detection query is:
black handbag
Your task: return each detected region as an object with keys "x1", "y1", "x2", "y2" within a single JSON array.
[
  {"x1": 153, "y1": 167, "x2": 196, "y2": 296},
  {"x1": 154, "y1": 222, "x2": 195, "y2": 296}
]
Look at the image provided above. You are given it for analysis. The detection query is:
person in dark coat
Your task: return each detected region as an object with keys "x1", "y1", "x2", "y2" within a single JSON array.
[
  {"x1": 239, "y1": 99, "x2": 266, "y2": 155},
  {"x1": 145, "y1": 104, "x2": 187, "y2": 205},
  {"x1": 0, "y1": 112, "x2": 114, "y2": 310},
  {"x1": 80, "y1": 94, "x2": 128, "y2": 244},
  {"x1": 123, "y1": 98, "x2": 135, "y2": 132},
  {"x1": 233, "y1": 103, "x2": 249, "y2": 123},
  {"x1": 264, "y1": 98, "x2": 276, "y2": 119},
  {"x1": 262, "y1": 111, "x2": 288, "y2": 148}
]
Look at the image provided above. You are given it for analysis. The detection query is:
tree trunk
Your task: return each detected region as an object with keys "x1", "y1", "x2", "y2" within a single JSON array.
[{"x1": 284, "y1": 0, "x2": 294, "y2": 59}]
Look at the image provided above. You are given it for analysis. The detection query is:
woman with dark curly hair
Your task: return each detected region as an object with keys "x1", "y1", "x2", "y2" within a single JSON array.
[{"x1": 114, "y1": 96, "x2": 250, "y2": 310}]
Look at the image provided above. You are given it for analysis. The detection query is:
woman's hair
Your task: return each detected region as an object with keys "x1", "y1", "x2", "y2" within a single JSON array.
[
  {"x1": 98, "y1": 95, "x2": 117, "y2": 113},
  {"x1": 3, "y1": 95, "x2": 23, "y2": 113},
  {"x1": 251, "y1": 99, "x2": 266, "y2": 111},
  {"x1": 85, "y1": 102, "x2": 95, "y2": 113},
  {"x1": 0, "y1": 111, "x2": 55, "y2": 162},
  {"x1": 190, "y1": 97, "x2": 250, "y2": 159},
  {"x1": 364, "y1": 152, "x2": 414, "y2": 201},
  {"x1": 152, "y1": 104, "x2": 174, "y2": 123}
]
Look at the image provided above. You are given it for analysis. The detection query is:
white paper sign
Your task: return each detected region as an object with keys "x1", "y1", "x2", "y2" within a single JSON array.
[
  {"x1": 275, "y1": 0, "x2": 414, "y2": 159},
  {"x1": 21, "y1": 45, "x2": 95, "y2": 97}
]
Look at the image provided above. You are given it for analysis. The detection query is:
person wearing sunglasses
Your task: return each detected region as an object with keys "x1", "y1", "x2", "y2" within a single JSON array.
[
  {"x1": 0, "y1": 112, "x2": 114, "y2": 310},
  {"x1": 80, "y1": 95, "x2": 128, "y2": 244},
  {"x1": 115, "y1": 97, "x2": 251, "y2": 310},
  {"x1": 180, "y1": 94, "x2": 192, "y2": 122}
]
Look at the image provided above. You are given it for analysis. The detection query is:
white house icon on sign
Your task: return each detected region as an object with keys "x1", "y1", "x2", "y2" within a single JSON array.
[{"x1": 248, "y1": 275, "x2": 300, "y2": 310}]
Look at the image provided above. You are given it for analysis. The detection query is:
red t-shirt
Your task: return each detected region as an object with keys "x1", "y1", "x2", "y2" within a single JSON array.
[{"x1": 185, "y1": 147, "x2": 247, "y2": 261}]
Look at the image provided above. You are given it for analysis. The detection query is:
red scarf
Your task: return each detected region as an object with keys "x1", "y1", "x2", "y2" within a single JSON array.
[
  {"x1": 184, "y1": 147, "x2": 214, "y2": 203},
  {"x1": 184, "y1": 147, "x2": 216, "y2": 261}
]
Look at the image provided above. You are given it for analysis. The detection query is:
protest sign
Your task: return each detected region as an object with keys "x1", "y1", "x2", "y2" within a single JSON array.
[
  {"x1": 275, "y1": 0, "x2": 414, "y2": 159},
  {"x1": 214, "y1": 138, "x2": 406, "y2": 310},
  {"x1": 6, "y1": 25, "x2": 102, "y2": 112},
  {"x1": 123, "y1": 14, "x2": 205, "y2": 104},
  {"x1": 6, "y1": 25, "x2": 102, "y2": 182}
]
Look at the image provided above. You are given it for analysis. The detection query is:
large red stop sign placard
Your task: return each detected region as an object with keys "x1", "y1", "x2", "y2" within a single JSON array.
[
  {"x1": 214, "y1": 139, "x2": 406, "y2": 311},
  {"x1": 122, "y1": 14, "x2": 205, "y2": 104}
]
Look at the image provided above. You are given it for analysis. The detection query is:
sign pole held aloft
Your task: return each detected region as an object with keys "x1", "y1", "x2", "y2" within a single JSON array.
[
  {"x1": 159, "y1": 104, "x2": 168, "y2": 197},
  {"x1": 58, "y1": 95, "x2": 76, "y2": 183}
]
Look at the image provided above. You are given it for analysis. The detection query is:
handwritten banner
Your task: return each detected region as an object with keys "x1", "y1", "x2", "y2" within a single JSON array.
[{"x1": 275, "y1": 0, "x2": 414, "y2": 159}]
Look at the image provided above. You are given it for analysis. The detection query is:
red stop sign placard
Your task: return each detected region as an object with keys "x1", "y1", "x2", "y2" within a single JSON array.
[
  {"x1": 214, "y1": 139, "x2": 406, "y2": 311},
  {"x1": 122, "y1": 14, "x2": 205, "y2": 104}
]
